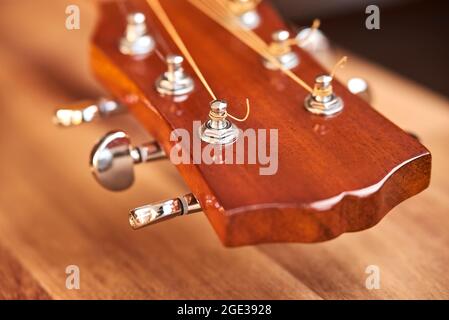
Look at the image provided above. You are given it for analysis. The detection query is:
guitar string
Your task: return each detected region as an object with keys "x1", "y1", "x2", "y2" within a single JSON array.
[
  {"x1": 146, "y1": 0, "x2": 250, "y2": 122},
  {"x1": 187, "y1": 0, "x2": 315, "y2": 93},
  {"x1": 192, "y1": 0, "x2": 348, "y2": 95}
]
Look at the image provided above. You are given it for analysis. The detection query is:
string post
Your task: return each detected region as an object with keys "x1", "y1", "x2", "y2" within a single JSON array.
[
  {"x1": 155, "y1": 54, "x2": 194, "y2": 96},
  {"x1": 304, "y1": 74, "x2": 343, "y2": 116},
  {"x1": 119, "y1": 12, "x2": 155, "y2": 56},
  {"x1": 228, "y1": 0, "x2": 261, "y2": 29},
  {"x1": 264, "y1": 30, "x2": 299, "y2": 70},
  {"x1": 304, "y1": 57, "x2": 348, "y2": 116},
  {"x1": 199, "y1": 100, "x2": 240, "y2": 145}
]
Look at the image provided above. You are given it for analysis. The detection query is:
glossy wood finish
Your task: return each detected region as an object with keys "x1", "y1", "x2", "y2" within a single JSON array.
[{"x1": 91, "y1": 0, "x2": 431, "y2": 246}]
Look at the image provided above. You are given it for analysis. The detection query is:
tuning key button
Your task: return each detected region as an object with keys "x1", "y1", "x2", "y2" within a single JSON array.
[
  {"x1": 263, "y1": 30, "x2": 299, "y2": 70},
  {"x1": 296, "y1": 28, "x2": 330, "y2": 53},
  {"x1": 129, "y1": 193, "x2": 202, "y2": 229},
  {"x1": 119, "y1": 12, "x2": 155, "y2": 56},
  {"x1": 155, "y1": 55, "x2": 194, "y2": 96},
  {"x1": 347, "y1": 77, "x2": 371, "y2": 103},
  {"x1": 53, "y1": 98, "x2": 123, "y2": 127},
  {"x1": 305, "y1": 75, "x2": 344, "y2": 116},
  {"x1": 228, "y1": 0, "x2": 261, "y2": 30},
  {"x1": 90, "y1": 130, "x2": 166, "y2": 191}
]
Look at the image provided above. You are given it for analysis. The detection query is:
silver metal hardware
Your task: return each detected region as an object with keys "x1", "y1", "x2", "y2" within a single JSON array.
[
  {"x1": 155, "y1": 54, "x2": 194, "y2": 96},
  {"x1": 304, "y1": 75, "x2": 344, "y2": 116},
  {"x1": 229, "y1": 0, "x2": 261, "y2": 30},
  {"x1": 119, "y1": 12, "x2": 155, "y2": 56},
  {"x1": 347, "y1": 77, "x2": 371, "y2": 103},
  {"x1": 263, "y1": 30, "x2": 299, "y2": 70},
  {"x1": 90, "y1": 130, "x2": 165, "y2": 191},
  {"x1": 53, "y1": 98, "x2": 123, "y2": 127},
  {"x1": 199, "y1": 100, "x2": 240, "y2": 145},
  {"x1": 296, "y1": 28, "x2": 330, "y2": 53},
  {"x1": 129, "y1": 193, "x2": 201, "y2": 229}
]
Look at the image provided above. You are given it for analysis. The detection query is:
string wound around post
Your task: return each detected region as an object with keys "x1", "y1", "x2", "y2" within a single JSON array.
[
  {"x1": 304, "y1": 56, "x2": 348, "y2": 116},
  {"x1": 199, "y1": 99, "x2": 250, "y2": 145}
]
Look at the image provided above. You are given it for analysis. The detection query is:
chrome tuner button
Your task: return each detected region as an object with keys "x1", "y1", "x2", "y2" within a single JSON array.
[
  {"x1": 90, "y1": 130, "x2": 165, "y2": 191},
  {"x1": 129, "y1": 193, "x2": 201, "y2": 229},
  {"x1": 229, "y1": 0, "x2": 261, "y2": 30},
  {"x1": 53, "y1": 98, "x2": 123, "y2": 127},
  {"x1": 119, "y1": 12, "x2": 155, "y2": 56},
  {"x1": 199, "y1": 100, "x2": 240, "y2": 145},
  {"x1": 263, "y1": 30, "x2": 299, "y2": 70},
  {"x1": 155, "y1": 54, "x2": 194, "y2": 96},
  {"x1": 304, "y1": 75, "x2": 344, "y2": 116},
  {"x1": 347, "y1": 77, "x2": 371, "y2": 103},
  {"x1": 296, "y1": 28, "x2": 330, "y2": 53}
]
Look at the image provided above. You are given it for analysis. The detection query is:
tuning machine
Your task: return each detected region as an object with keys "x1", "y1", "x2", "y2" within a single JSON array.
[
  {"x1": 199, "y1": 100, "x2": 240, "y2": 145},
  {"x1": 296, "y1": 27, "x2": 330, "y2": 54},
  {"x1": 130, "y1": 193, "x2": 202, "y2": 228},
  {"x1": 305, "y1": 75, "x2": 344, "y2": 116},
  {"x1": 228, "y1": 0, "x2": 261, "y2": 30},
  {"x1": 90, "y1": 130, "x2": 166, "y2": 191},
  {"x1": 155, "y1": 54, "x2": 194, "y2": 96},
  {"x1": 119, "y1": 12, "x2": 155, "y2": 56},
  {"x1": 263, "y1": 30, "x2": 299, "y2": 70},
  {"x1": 53, "y1": 98, "x2": 123, "y2": 127},
  {"x1": 347, "y1": 77, "x2": 371, "y2": 103}
]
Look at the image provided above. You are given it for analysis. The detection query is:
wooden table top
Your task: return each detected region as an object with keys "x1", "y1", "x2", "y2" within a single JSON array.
[{"x1": 0, "y1": 0, "x2": 448, "y2": 299}]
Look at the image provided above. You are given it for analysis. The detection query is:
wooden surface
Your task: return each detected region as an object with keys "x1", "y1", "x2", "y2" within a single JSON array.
[
  {"x1": 91, "y1": 0, "x2": 430, "y2": 246},
  {"x1": 0, "y1": 0, "x2": 448, "y2": 299}
]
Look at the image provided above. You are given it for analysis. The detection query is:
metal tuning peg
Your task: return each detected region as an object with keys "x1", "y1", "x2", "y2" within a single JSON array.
[
  {"x1": 228, "y1": 0, "x2": 261, "y2": 30},
  {"x1": 347, "y1": 77, "x2": 371, "y2": 103},
  {"x1": 53, "y1": 98, "x2": 123, "y2": 127},
  {"x1": 199, "y1": 100, "x2": 240, "y2": 145},
  {"x1": 119, "y1": 12, "x2": 155, "y2": 56},
  {"x1": 263, "y1": 30, "x2": 299, "y2": 70},
  {"x1": 305, "y1": 75, "x2": 344, "y2": 116},
  {"x1": 90, "y1": 130, "x2": 165, "y2": 191},
  {"x1": 296, "y1": 27, "x2": 330, "y2": 53},
  {"x1": 155, "y1": 54, "x2": 194, "y2": 96},
  {"x1": 129, "y1": 193, "x2": 201, "y2": 229}
]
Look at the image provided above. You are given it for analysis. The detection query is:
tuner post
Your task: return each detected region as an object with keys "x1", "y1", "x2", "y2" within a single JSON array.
[
  {"x1": 263, "y1": 30, "x2": 299, "y2": 70},
  {"x1": 119, "y1": 12, "x2": 155, "y2": 56},
  {"x1": 199, "y1": 100, "x2": 240, "y2": 145},
  {"x1": 228, "y1": 0, "x2": 261, "y2": 30},
  {"x1": 53, "y1": 98, "x2": 123, "y2": 127},
  {"x1": 304, "y1": 75, "x2": 344, "y2": 116},
  {"x1": 129, "y1": 193, "x2": 201, "y2": 229},
  {"x1": 155, "y1": 54, "x2": 194, "y2": 96}
]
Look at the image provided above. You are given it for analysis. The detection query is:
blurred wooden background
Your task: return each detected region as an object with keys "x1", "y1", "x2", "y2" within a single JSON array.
[{"x1": 0, "y1": 0, "x2": 448, "y2": 299}]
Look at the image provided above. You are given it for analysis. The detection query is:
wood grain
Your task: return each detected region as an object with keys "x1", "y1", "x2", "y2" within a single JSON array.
[
  {"x1": 0, "y1": 0, "x2": 447, "y2": 299},
  {"x1": 91, "y1": 0, "x2": 430, "y2": 246}
]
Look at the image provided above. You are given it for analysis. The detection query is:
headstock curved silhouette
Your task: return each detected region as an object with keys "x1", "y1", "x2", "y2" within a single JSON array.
[{"x1": 87, "y1": 0, "x2": 431, "y2": 246}]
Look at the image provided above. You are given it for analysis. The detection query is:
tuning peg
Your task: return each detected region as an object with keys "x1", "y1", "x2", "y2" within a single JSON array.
[
  {"x1": 129, "y1": 193, "x2": 201, "y2": 229},
  {"x1": 200, "y1": 100, "x2": 240, "y2": 145},
  {"x1": 90, "y1": 130, "x2": 165, "y2": 191},
  {"x1": 228, "y1": 0, "x2": 261, "y2": 29},
  {"x1": 53, "y1": 98, "x2": 123, "y2": 127},
  {"x1": 155, "y1": 54, "x2": 194, "y2": 96},
  {"x1": 347, "y1": 77, "x2": 371, "y2": 103},
  {"x1": 296, "y1": 28, "x2": 330, "y2": 53},
  {"x1": 264, "y1": 30, "x2": 299, "y2": 70},
  {"x1": 119, "y1": 12, "x2": 155, "y2": 56},
  {"x1": 305, "y1": 75, "x2": 344, "y2": 116}
]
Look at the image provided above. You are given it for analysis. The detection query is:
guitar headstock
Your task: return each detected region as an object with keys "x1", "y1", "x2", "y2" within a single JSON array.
[{"x1": 57, "y1": 0, "x2": 431, "y2": 246}]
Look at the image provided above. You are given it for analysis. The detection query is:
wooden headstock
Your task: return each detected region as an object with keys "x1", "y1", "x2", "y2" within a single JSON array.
[{"x1": 89, "y1": 0, "x2": 431, "y2": 246}]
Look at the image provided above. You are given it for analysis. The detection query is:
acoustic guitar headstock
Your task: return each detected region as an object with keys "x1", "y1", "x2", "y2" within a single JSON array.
[{"x1": 55, "y1": 0, "x2": 431, "y2": 246}]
